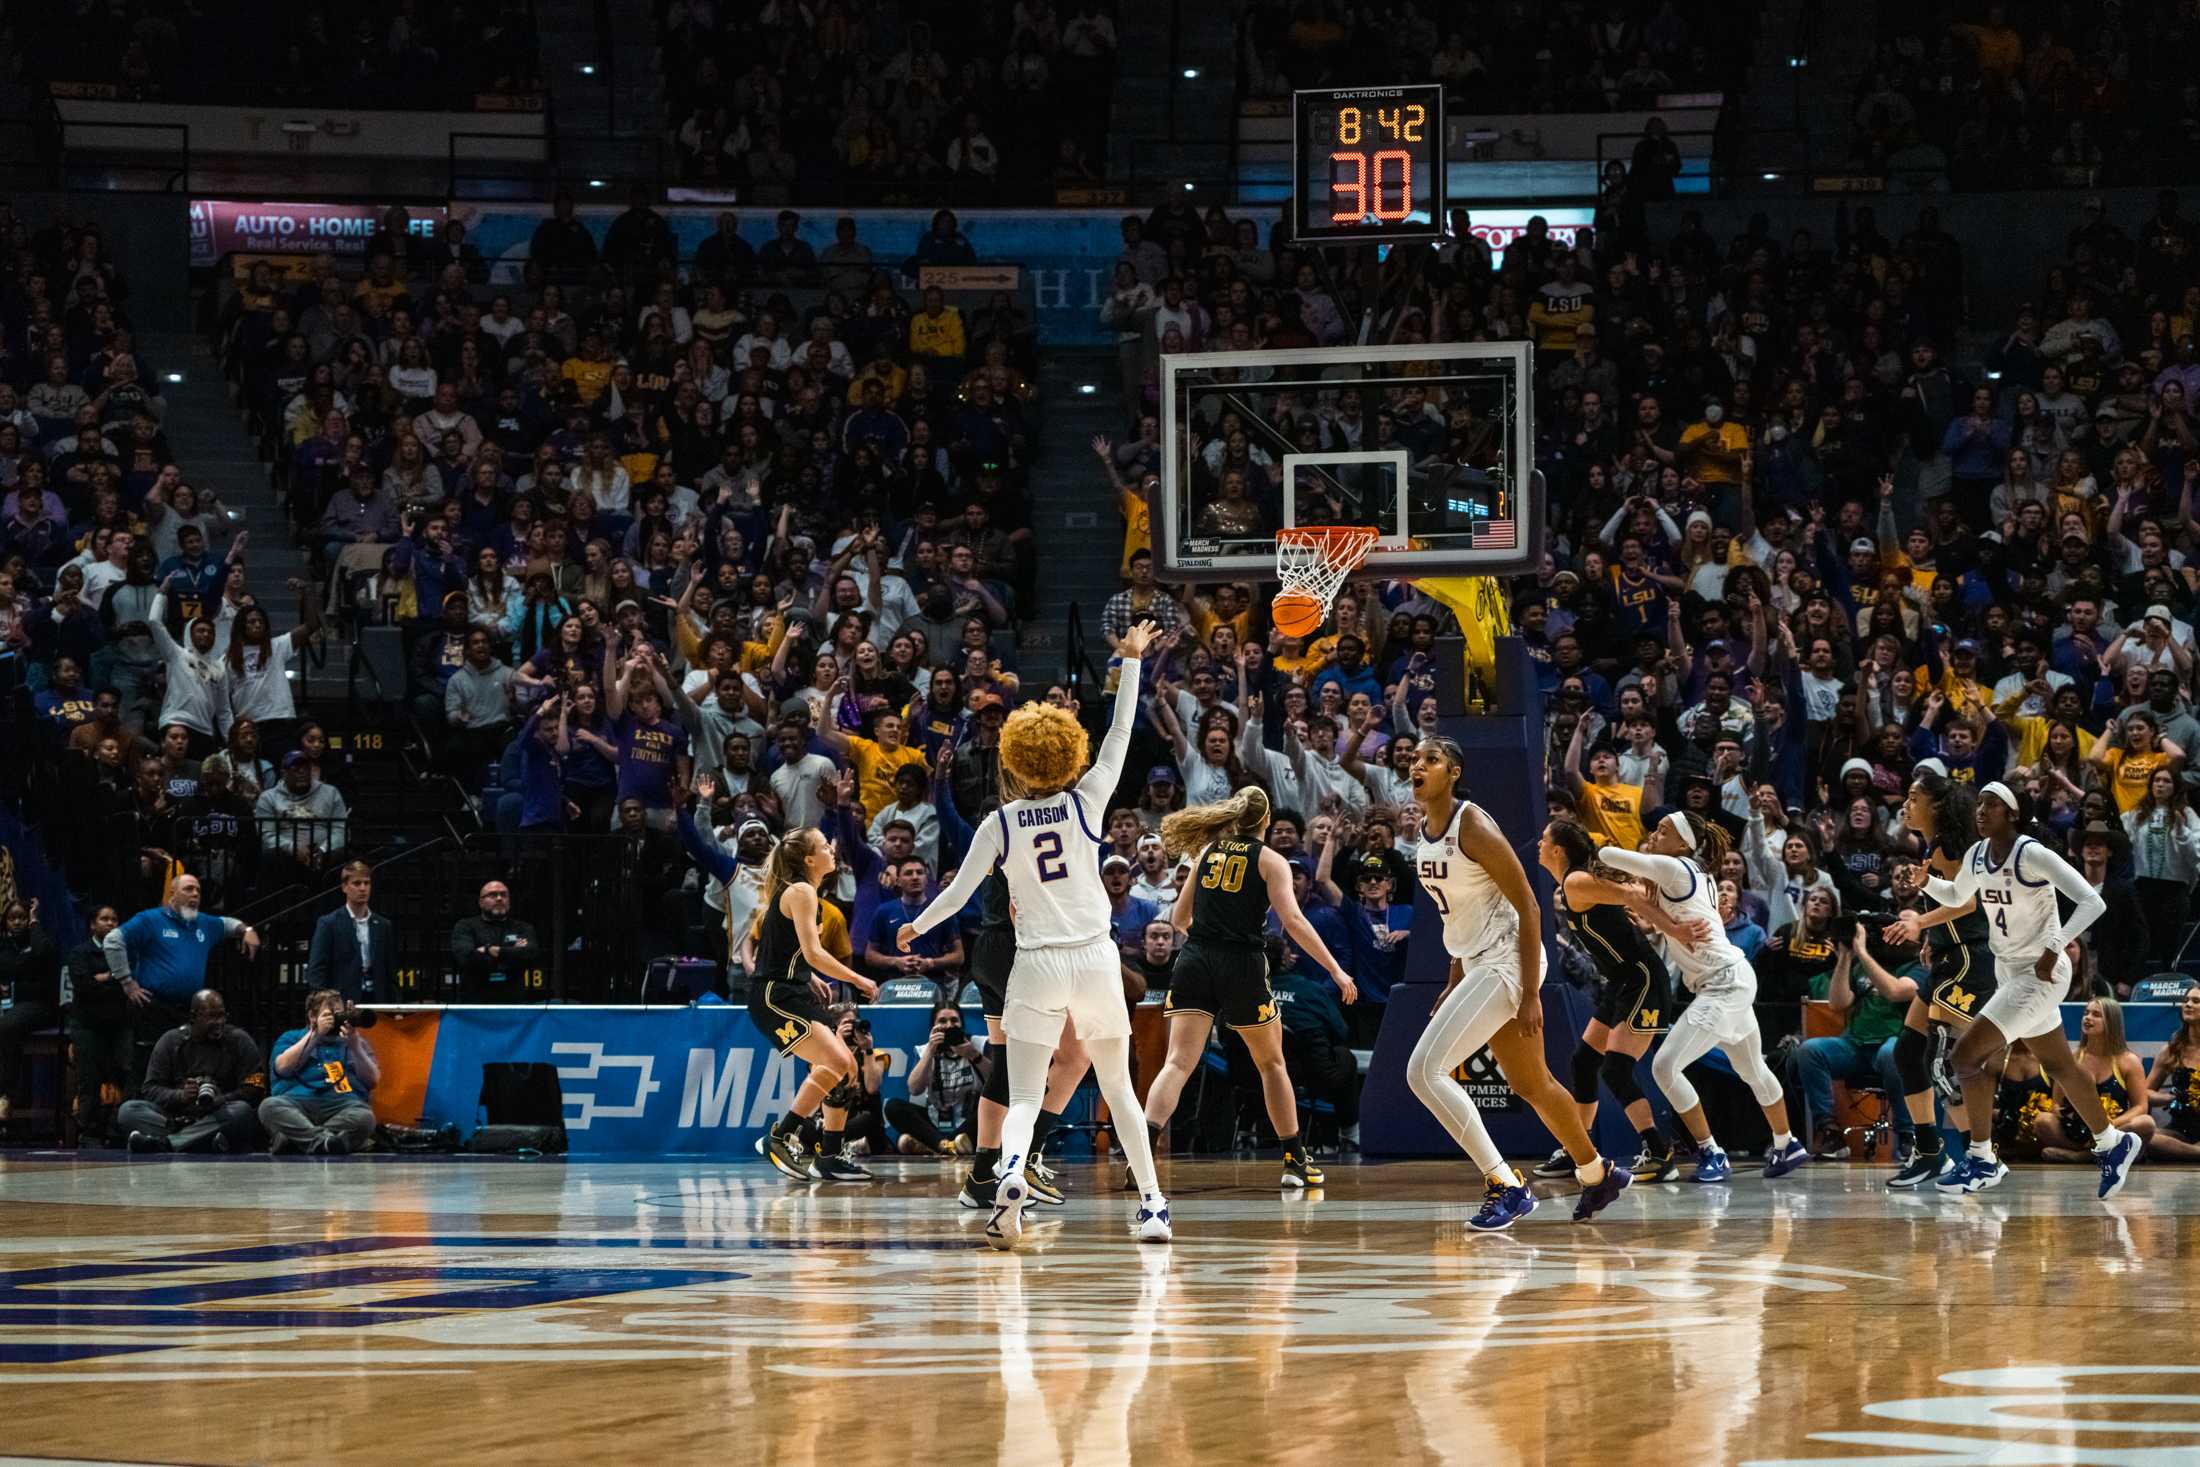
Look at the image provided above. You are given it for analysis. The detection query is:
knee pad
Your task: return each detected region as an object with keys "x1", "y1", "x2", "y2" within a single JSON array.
[
  {"x1": 982, "y1": 1052, "x2": 1012, "y2": 1107},
  {"x1": 1599, "y1": 1047, "x2": 1645, "y2": 1106},
  {"x1": 1893, "y1": 1025, "x2": 1930, "y2": 1095},
  {"x1": 1567, "y1": 1043, "x2": 1602, "y2": 1104}
]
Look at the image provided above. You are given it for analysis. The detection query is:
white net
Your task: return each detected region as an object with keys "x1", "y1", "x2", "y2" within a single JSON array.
[{"x1": 1275, "y1": 527, "x2": 1378, "y2": 611}]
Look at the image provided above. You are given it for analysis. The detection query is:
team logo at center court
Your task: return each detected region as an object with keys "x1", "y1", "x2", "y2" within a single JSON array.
[{"x1": 0, "y1": 1232, "x2": 1883, "y2": 1382}]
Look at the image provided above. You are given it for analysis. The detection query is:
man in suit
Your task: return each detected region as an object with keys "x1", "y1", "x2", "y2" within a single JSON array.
[{"x1": 305, "y1": 861, "x2": 395, "y2": 1002}]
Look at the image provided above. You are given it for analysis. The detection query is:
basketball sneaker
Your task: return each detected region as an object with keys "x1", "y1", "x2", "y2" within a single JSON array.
[
  {"x1": 1530, "y1": 1146, "x2": 1574, "y2": 1179},
  {"x1": 1630, "y1": 1146, "x2": 1681, "y2": 1183},
  {"x1": 1964, "y1": 1156, "x2": 2010, "y2": 1193},
  {"x1": 986, "y1": 1160, "x2": 1032, "y2": 1251},
  {"x1": 1029, "y1": 1153, "x2": 1060, "y2": 1189},
  {"x1": 1762, "y1": 1138, "x2": 1811, "y2": 1179},
  {"x1": 2097, "y1": 1132, "x2": 2141, "y2": 1201},
  {"x1": 1467, "y1": 1179, "x2": 1537, "y2": 1233},
  {"x1": 1689, "y1": 1148, "x2": 1733, "y2": 1183},
  {"x1": 1281, "y1": 1148, "x2": 1325, "y2": 1188},
  {"x1": 1133, "y1": 1203, "x2": 1173, "y2": 1243},
  {"x1": 1934, "y1": 1154, "x2": 1979, "y2": 1194},
  {"x1": 1026, "y1": 1170, "x2": 1066, "y2": 1206},
  {"x1": 757, "y1": 1129, "x2": 810, "y2": 1181},
  {"x1": 1887, "y1": 1149, "x2": 1954, "y2": 1190},
  {"x1": 814, "y1": 1147, "x2": 871, "y2": 1182},
  {"x1": 1571, "y1": 1160, "x2": 1633, "y2": 1222},
  {"x1": 958, "y1": 1169, "x2": 997, "y2": 1210}
]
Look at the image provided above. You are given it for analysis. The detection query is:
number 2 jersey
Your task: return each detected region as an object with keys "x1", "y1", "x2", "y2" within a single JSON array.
[
  {"x1": 1925, "y1": 834, "x2": 2107, "y2": 974},
  {"x1": 909, "y1": 655, "x2": 1146, "y2": 951}
]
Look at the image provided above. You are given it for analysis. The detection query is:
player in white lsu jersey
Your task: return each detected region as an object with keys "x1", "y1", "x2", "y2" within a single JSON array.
[
  {"x1": 1600, "y1": 809, "x2": 1812, "y2": 1182},
  {"x1": 1892, "y1": 781, "x2": 2140, "y2": 1199},
  {"x1": 1403, "y1": 736, "x2": 1635, "y2": 1232},
  {"x1": 901, "y1": 621, "x2": 1170, "y2": 1250}
]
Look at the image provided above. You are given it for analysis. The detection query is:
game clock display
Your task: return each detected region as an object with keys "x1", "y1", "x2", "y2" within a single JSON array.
[{"x1": 1292, "y1": 84, "x2": 1446, "y2": 244}]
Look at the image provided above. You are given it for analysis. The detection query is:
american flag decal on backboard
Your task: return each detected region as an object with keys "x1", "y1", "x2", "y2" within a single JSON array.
[{"x1": 1471, "y1": 518, "x2": 1517, "y2": 550}]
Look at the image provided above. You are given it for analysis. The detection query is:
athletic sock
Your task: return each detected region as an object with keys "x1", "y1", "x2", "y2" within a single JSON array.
[
  {"x1": 1915, "y1": 1127, "x2": 1943, "y2": 1156},
  {"x1": 772, "y1": 1112, "x2": 803, "y2": 1139},
  {"x1": 1032, "y1": 1108, "x2": 1065, "y2": 1157},
  {"x1": 1636, "y1": 1126, "x2": 1670, "y2": 1156},
  {"x1": 2090, "y1": 1127, "x2": 2121, "y2": 1154},
  {"x1": 1772, "y1": 1131, "x2": 1795, "y2": 1151},
  {"x1": 973, "y1": 1147, "x2": 1000, "y2": 1182},
  {"x1": 1487, "y1": 1163, "x2": 1523, "y2": 1189},
  {"x1": 1278, "y1": 1132, "x2": 1301, "y2": 1155},
  {"x1": 1967, "y1": 1139, "x2": 1997, "y2": 1164},
  {"x1": 1575, "y1": 1156, "x2": 1607, "y2": 1186},
  {"x1": 1701, "y1": 1140, "x2": 1726, "y2": 1157}
]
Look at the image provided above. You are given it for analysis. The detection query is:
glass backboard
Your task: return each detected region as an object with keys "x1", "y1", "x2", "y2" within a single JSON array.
[{"x1": 1158, "y1": 341, "x2": 1538, "y2": 582}]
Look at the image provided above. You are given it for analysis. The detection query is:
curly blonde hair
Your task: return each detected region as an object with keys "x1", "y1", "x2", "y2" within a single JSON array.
[{"x1": 999, "y1": 704, "x2": 1090, "y2": 799}]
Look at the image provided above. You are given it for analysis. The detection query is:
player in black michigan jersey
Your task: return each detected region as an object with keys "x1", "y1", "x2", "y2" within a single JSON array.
[
  {"x1": 1880, "y1": 772, "x2": 1996, "y2": 1189},
  {"x1": 1538, "y1": 820, "x2": 1697, "y2": 1183},
  {"x1": 744, "y1": 826, "x2": 880, "y2": 1181},
  {"x1": 1140, "y1": 787, "x2": 1357, "y2": 1188}
]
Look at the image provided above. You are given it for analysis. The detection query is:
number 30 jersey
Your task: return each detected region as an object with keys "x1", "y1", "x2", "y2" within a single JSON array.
[
  {"x1": 1413, "y1": 798, "x2": 1519, "y2": 966},
  {"x1": 1188, "y1": 836, "x2": 1269, "y2": 948}
]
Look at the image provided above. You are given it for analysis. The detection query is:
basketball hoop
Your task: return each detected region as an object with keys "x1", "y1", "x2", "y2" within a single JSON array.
[{"x1": 1273, "y1": 525, "x2": 1379, "y2": 636}]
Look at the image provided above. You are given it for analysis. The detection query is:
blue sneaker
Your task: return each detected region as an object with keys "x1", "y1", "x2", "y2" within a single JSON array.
[
  {"x1": 1133, "y1": 1204, "x2": 1173, "y2": 1243},
  {"x1": 1467, "y1": 1180, "x2": 1537, "y2": 1233},
  {"x1": 1572, "y1": 1160, "x2": 1633, "y2": 1221},
  {"x1": 1964, "y1": 1157, "x2": 2009, "y2": 1193},
  {"x1": 1762, "y1": 1139, "x2": 1811, "y2": 1179},
  {"x1": 1690, "y1": 1149, "x2": 1733, "y2": 1183},
  {"x1": 2097, "y1": 1132, "x2": 2141, "y2": 1201},
  {"x1": 1934, "y1": 1154, "x2": 1979, "y2": 1194}
]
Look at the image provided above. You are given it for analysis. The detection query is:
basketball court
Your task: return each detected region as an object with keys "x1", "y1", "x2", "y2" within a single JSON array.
[{"x1": 0, "y1": 1154, "x2": 2192, "y2": 1464}]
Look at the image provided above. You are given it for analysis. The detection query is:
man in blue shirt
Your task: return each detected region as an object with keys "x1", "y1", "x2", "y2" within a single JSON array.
[
  {"x1": 1310, "y1": 634, "x2": 1383, "y2": 704},
  {"x1": 1323, "y1": 854, "x2": 1412, "y2": 1047},
  {"x1": 154, "y1": 524, "x2": 240, "y2": 627},
  {"x1": 258, "y1": 988, "x2": 379, "y2": 1155},
  {"x1": 1102, "y1": 856, "x2": 1159, "y2": 954},
  {"x1": 864, "y1": 858, "x2": 963, "y2": 990},
  {"x1": 103, "y1": 873, "x2": 260, "y2": 1080}
]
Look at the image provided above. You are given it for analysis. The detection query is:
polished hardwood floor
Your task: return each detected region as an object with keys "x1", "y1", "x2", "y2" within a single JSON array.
[{"x1": 0, "y1": 1152, "x2": 2194, "y2": 1466}]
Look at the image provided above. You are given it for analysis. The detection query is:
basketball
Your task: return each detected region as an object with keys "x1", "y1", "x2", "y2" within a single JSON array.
[{"x1": 1272, "y1": 590, "x2": 1324, "y2": 637}]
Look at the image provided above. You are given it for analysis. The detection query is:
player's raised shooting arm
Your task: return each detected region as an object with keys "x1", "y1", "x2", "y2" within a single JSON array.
[
  {"x1": 908, "y1": 815, "x2": 1004, "y2": 937},
  {"x1": 1079, "y1": 636, "x2": 1149, "y2": 799}
]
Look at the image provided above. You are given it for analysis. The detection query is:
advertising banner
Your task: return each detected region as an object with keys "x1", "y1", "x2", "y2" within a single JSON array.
[
  {"x1": 364, "y1": 1001, "x2": 983, "y2": 1157},
  {"x1": 189, "y1": 200, "x2": 446, "y2": 267}
]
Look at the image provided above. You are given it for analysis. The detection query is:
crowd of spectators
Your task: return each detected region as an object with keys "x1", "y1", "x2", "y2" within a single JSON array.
[
  {"x1": 15, "y1": 0, "x2": 541, "y2": 108},
  {"x1": 1239, "y1": 0, "x2": 1753, "y2": 116},
  {"x1": 660, "y1": 0, "x2": 1119, "y2": 201},
  {"x1": 1846, "y1": 2, "x2": 2200, "y2": 190}
]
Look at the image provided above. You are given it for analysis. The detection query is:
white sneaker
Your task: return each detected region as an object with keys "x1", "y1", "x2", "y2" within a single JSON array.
[
  {"x1": 986, "y1": 1162, "x2": 1031, "y2": 1252},
  {"x1": 1133, "y1": 1201, "x2": 1173, "y2": 1243}
]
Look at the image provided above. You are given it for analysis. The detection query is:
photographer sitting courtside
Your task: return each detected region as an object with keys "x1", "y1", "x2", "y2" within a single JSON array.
[
  {"x1": 118, "y1": 989, "x2": 267, "y2": 1153},
  {"x1": 816, "y1": 1003, "x2": 890, "y2": 1172},
  {"x1": 890, "y1": 1000, "x2": 986, "y2": 1154},
  {"x1": 259, "y1": 989, "x2": 379, "y2": 1154}
]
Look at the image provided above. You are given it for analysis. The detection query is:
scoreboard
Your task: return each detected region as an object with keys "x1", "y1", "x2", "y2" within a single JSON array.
[{"x1": 1291, "y1": 84, "x2": 1446, "y2": 244}]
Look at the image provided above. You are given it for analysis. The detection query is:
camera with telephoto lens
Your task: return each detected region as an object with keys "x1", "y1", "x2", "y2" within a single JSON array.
[{"x1": 937, "y1": 1018, "x2": 964, "y2": 1049}]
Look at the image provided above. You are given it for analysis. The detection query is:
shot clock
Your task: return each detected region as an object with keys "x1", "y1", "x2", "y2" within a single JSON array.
[{"x1": 1292, "y1": 84, "x2": 1446, "y2": 244}]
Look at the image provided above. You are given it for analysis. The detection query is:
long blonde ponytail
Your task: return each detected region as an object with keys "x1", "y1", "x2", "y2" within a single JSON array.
[
  {"x1": 1160, "y1": 785, "x2": 1271, "y2": 861},
  {"x1": 751, "y1": 827, "x2": 822, "y2": 940}
]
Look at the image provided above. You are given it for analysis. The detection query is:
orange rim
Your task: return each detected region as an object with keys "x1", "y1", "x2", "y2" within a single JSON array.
[{"x1": 1276, "y1": 525, "x2": 1380, "y2": 565}]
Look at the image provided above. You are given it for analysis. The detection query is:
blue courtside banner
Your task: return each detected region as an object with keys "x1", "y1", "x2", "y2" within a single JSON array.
[{"x1": 385, "y1": 1002, "x2": 984, "y2": 1157}]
